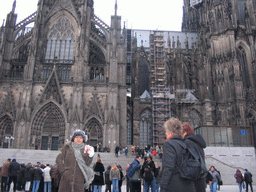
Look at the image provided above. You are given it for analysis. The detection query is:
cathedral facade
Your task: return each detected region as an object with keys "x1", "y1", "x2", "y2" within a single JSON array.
[
  {"x1": 0, "y1": 0, "x2": 127, "y2": 151},
  {"x1": 1, "y1": 0, "x2": 256, "y2": 150}
]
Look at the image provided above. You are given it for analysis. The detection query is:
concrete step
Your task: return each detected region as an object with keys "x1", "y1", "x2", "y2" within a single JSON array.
[{"x1": 0, "y1": 148, "x2": 161, "y2": 171}]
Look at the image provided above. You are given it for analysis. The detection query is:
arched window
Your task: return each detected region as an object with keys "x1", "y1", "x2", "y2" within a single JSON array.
[
  {"x1": 140, "y1": 110, "x2": 152, "y2": 147},
  {"x1": 237, "y1": 47, "x2": 250, "y2": 88},
  {"x1": 88, "y1": 42, "x2": 106, "y2": 81},
  {"x1": 139, "y1": 60, "x2": 150, "y2": 96},
  {"x1": 0, "y1": 115, "x2": 14, "y2": 136},
  {"x1": 45, "y1": 18, "x2": 75, "y2": 62},
  {"x1": 90, "y1": 67, "x2": 104, "y2": 81}
]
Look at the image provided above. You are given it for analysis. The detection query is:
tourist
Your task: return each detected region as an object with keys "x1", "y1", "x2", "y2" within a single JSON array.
[
  {"x1": 92, "y1": 158, "x2": 105, "y2": 192},
  {"x1": 110, "y1": 164, "x2": 120, "y2": 192},
  {"x1": 244, "y1": 169, "x2": 253, "y2": 192},
  {"x1": 234, "y1": 169, "x2": 244, "y2": 192},
  {"x1": 50, "y1": 164, "x2": 60, "y2": 192},
  {"x1": 115, "y1": 146, "x2": 119, "y2": 158},
  {"x1": 24, "y1": 163, "x2": 33, "y2": 192},
  {"x1": 17, "y1": 163, "x2": 26, "y2": 191},
  {"x1": 160, "y1": 117, "x2": 196, "y2": 192},
  {"x1": 128, "y1": 155, "x2": 141, "y2": 192},
  {"x1": 125, "y1": 164, "x2": 130, "y2": 192},
  {"x1": 0, "y1": 158, "x2": 11, "y2": 192},
  {"x1": 56, "y1": 129, "x2": 95, "y2": 192},
  {"x1": 209, "y1": 166, "x2": 221, "y2": 192},
  {"x1": 32, "y1": 164, "x2": 43, "y2": 192},
  {"x1": 154, "y1": 162, "x2": 161, "y2": 192},
  {"x1": 8, "y1": 158, "x2": 20, "y2": 192},
  {"x1": 104, "y1": 165, "x2": 112, "y2": 192},
  {"x1": 140, "y1": 154, "x2": 157, "y2": 192},
  {"x1": 182, "y1": 123, "x2": 207, "y2": 192},
  {"x1": 43, "y1": 164, "x2": 51, "y2": 192},
  {"x1": 131, "y1": 146, "x2": 135, "y2": 155},
  {"x1": 118, "y1": 165, "x2": 124, "y2": 192},
  {"x1": 125, "y1": 147, "x2": 128, "y2": 157}
]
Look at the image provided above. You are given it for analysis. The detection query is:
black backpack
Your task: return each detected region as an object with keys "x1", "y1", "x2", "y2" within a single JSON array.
[
  {"x1": 143, "y1": 167, "x2": 154, "y2": 183},
  {"x1": 175, "y1": 140, "x2": 208, "y2": 180}
]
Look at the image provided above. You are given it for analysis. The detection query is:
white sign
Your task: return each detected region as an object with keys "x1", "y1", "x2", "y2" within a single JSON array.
[{"x1": 190, "y1": 0, "x2": 202, "y2": 7}]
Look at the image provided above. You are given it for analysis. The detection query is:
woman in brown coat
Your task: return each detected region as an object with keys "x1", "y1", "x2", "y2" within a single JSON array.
[{"x1": 56, "y1": 129, "x2": 95, "y2": 192}]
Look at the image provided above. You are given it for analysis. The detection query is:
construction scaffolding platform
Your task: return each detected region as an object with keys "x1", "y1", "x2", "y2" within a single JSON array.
[
  {"x1": 151, "y1": 87, "x2": 173, "y2": 145},
  {"x1": 150, "y1": 31, "x2": 173, "y2": 146}
]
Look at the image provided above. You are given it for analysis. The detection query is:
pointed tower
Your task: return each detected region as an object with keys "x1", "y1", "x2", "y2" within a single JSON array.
[{"x1": 0, "y1": 0, "x2": 17, "y2": 78}]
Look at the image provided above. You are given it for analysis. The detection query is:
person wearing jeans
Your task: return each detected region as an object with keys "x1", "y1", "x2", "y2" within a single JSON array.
[
  {"x1": 143, "y1": 178, "x2": 156, "y2": 192},
  {"x1": 43, "y1": 164, "x2": 51, "y2": 192},
  {"x1": 32, "y1": 165, "x2": 43, "y2": 192},
  {"x1": 209, "y1": 166, "x2": 221, "y2": 192},
  {"x1": 92, "y1": 158, "x2": 105, "y2": 192},
  {"x1": 112, "y1": 178, "x2": 119, "y2": 192},
  {"x1": 32, "y1": 180, "x2": 41, "y2": 192},
  {"x1": 234, "y1": 169, "x2": 244, "y2": 192},
  {"x1": 110, "y1": 164, "x2": 120, "y2": 192}
]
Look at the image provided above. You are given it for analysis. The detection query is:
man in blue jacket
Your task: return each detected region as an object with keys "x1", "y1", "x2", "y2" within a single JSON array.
[{"x1": 127, "y1": 155, "x2": 141, "y2": 192}]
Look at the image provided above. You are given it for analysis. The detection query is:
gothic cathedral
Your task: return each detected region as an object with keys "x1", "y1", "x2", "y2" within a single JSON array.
[
  {"x1": 1, "y1": 0, "x2": 256, "y2": 150},
  {"x1": 0, "y1": 0, "x2": 127, "y2": 150}
]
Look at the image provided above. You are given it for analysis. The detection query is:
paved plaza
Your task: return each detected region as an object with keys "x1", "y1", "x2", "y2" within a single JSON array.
[{"x1": 99, "y1": 184, "x2": 255, "y2": 192}]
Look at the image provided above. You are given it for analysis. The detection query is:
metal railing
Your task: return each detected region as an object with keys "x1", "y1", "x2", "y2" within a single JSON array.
[{"x1": 195, "y1": 126, "x2": 254, "y2": 147}]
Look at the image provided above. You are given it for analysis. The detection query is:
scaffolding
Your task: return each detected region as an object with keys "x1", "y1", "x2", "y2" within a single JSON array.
[{"x1": 150, "y1": 32, "x2": 173, "y2": 146}]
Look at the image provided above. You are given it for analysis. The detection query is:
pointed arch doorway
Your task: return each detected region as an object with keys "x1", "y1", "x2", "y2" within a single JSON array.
[
  {"x1": 0, "y1": 115, "x2": 14, "y2": 148},
  {"x1": 31, "y1": 102, "x2": 66, "y2": 150},
  {"x1": 84, "y1": 118, "x2": 103, "y2": 148}
]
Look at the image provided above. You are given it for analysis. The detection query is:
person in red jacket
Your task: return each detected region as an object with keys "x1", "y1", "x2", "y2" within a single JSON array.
[{"x1": 234, "y1": 169, "x2": 244, "y2": 192}]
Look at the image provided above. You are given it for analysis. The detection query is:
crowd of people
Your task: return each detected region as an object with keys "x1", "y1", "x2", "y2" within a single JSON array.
[
  {"x1": 0, "y1": 159, "x2": 59, "y2": 192},
  {"x1": 0, "y1": 118, "x2": 254, "y2": 192}
]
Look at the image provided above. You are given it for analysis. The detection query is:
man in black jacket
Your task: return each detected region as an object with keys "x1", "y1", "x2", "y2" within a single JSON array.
[
  {"x1": 244, "y1": 169, "x2": 253, "y2": 192},
  {"x1": 8, "y1": 158, "x2": 20, "y2": 192},
  {"x1": 140, "y1": 154, "x2": 157, "y2": 192}
]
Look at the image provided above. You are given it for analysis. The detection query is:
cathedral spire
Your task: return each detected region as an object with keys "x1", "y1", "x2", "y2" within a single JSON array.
[
  {"x1": 115, "y1": 0, "x2": 118, "y2": 16},
  {"x1": 12, "y1": 0, "x2": 16, "y2": 13}
]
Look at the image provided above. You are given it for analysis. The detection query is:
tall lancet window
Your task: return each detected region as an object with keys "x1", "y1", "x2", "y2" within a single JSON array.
[
  {"x1": 140, "y1": 110, "x2": 152, "y2": 147},
  {"x1": 237, "y1": 47, "x2": 251, "y2": 88},
  {"x1": 45, "y1": 18, "x2": 75, "y2": 62}
]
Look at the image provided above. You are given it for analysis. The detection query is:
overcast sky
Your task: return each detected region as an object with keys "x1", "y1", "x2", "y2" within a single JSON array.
[{"x1": 0, "y1": 0, "x2": 183, "y2": 31}]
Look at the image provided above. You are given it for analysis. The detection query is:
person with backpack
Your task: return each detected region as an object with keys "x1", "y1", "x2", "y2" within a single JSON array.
[
  {"x1": 244, "y1": 169, "x2": 253, "y2": 192},
  {"x1": 92, "y1": 158, "x2": 105, "y2": 192},
  {"x1": 182, "y1": 123, "x2": 207, "y2": 192},
  {"x1": 160, "y1": 117, "x2": 196, "y2": 192},
  {"x1": 105, "y1": 165, "x2": 112, "y2": 192},
  {"x1": 141, "y1": 154, "x2": 157, "y2": 192},
  {"x1": 125, "y1": 147, "x2": 128, "y2": 157},
  {"x1": 127, "y1": 155, "x2": 142, "y2": 192},
  {"x1": 215, "y1": 168, "x2": 222, "y2": 190},
  {"x1": 234, "y1": 169, "x2": 244, "y2": 192},
  {"x1": 209, "y1": 166, "x2": 221, "y2": 192}
]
